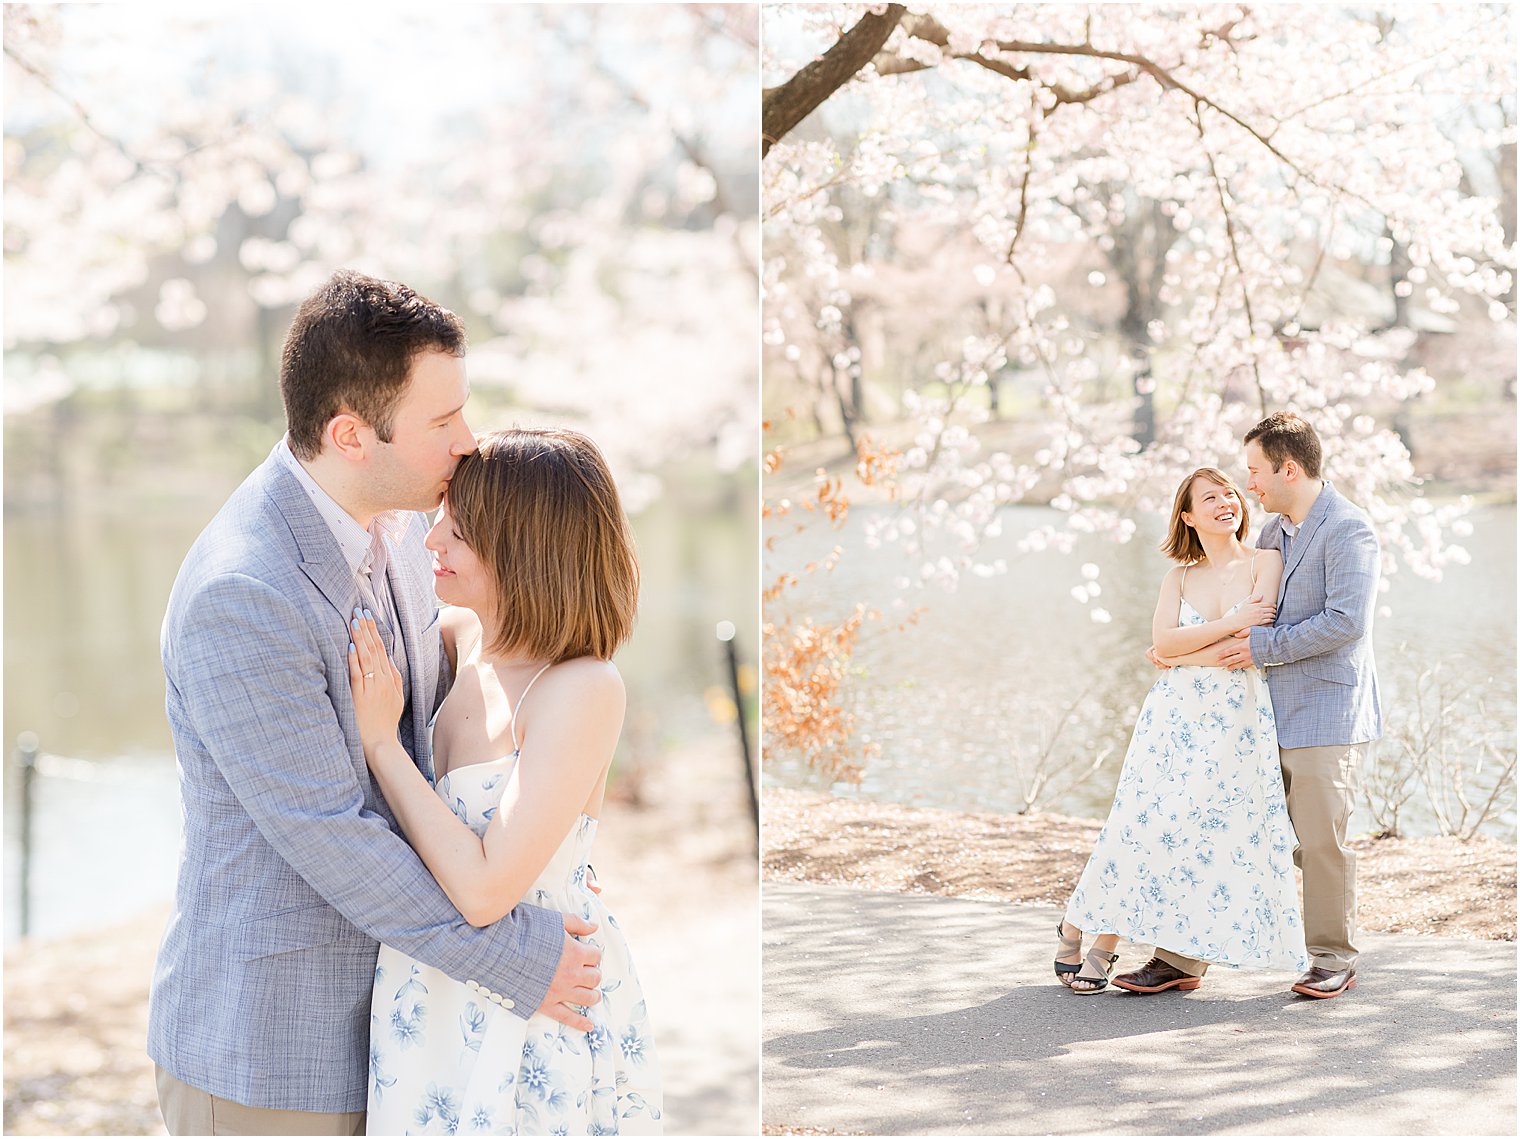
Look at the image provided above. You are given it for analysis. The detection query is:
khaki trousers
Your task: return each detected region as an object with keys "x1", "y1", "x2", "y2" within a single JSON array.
[
  {"x1": 1156, "y1": 741, "x2": 1364, "y2": 978},
  {"x1": 155, "y1": 1066, "x2": 365, "y2": 1136}
]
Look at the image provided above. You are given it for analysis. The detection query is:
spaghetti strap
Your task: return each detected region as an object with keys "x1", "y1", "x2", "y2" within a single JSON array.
[
  {"x1": 507, "y1": 662, "x2": 554, "y2": 754},
  {"x1": 1179, "y1": 563, "x2": 1190, "y2": 604},
  {"x1": 1249, "y1": 549, "x2": 1261, "y2": 590}
]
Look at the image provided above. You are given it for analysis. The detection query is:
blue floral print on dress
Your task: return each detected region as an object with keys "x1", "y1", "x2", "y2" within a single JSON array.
[{"x1": 1064, "y1": 597, "x2": 1309, "y2": 972}]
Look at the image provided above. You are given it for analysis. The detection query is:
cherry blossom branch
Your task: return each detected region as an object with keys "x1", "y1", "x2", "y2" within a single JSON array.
[
  {"x1": 1176, "y1": 260, "x2": 1232, "y2": 414},
  {"x1": 1004, "y1": 112, "x2": 1039, "y2": 267},
  {"x1": 769, "y1": 7, "x2": 1421, "y2": 251},
  {"x1": 1287, "y1": 208, "x2": 1338, "y2": 331},
  {"x1": 3, "y1": 42, "x2": 159, "y2": 180},
  {"x1": 762, "y1": 4, "x2": 906, "y2": 156},
  {"x1": 875, "y1": 13, "x2": 1142, "y2": 110},
  {"x1": 764, "y1": 168, "x2": 864, "y2": 220},
  {"x1": 590, "y1": 55, "x2": 736, "y2": 220},
  {"x1": 690, "y1": 3, "x2": 756, "y2": 51},
  {"x1": 5, "y1": 42, "x2": 253, "y2": 183},
  {"x1": 880, "y1": 15, "x2": 1387, "y2": 215},
  {"x1": 764, "y1": 148, "x2": 945, "y2": 222},
  {"x1": 1278, "y1": 58, "x2": 1426, "y2": 124},
  {"x1": 1194, "y1": 101, "x2": 1268, "y2": 417}
]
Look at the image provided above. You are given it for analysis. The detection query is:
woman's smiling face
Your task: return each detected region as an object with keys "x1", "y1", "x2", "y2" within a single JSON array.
[
  {"x1": 1182, "y1": 476, "x2": 1244, "y2": 538},
  {"x1": 424, "y1": 500, "x2": 493, "y2": 616}
]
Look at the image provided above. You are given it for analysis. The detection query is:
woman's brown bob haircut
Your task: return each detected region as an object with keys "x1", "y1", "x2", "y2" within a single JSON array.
[
  {"x1": 1160, "y1": 467, "x2": 1250, "y2": 564},
  {"x1": 446, "y1": 429, "x2": 639, "y2": 663}
]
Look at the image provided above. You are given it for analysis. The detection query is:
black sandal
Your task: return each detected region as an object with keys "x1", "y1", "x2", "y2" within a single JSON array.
[
  {"x1": 1054, "y1": 921, "x2": 1083, "y2": 987},
  {"x1": 1071, "y1": 947, "x2": 1120, "y2": 994}
]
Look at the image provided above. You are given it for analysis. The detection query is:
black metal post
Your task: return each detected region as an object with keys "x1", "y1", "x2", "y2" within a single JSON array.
[
  {"x1": 717, "y1": 622, "x2": 759, "y2": 849},
  {"x1": 17, "y1": 732, "x2": 39, "y2": 938}
]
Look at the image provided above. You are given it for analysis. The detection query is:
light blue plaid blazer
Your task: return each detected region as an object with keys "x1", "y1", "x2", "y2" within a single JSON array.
[
  {"x1": 1248, "y1": 482, "x2": 1382, "y2": 749},
  {"x1": 148, "y1": 445, "x2": 563, "y2": 1113}
]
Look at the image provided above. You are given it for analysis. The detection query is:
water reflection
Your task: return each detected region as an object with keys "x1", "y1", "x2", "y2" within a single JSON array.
[{"x1": 765, "y1": 503, "x2": 1517, "y2": 839}]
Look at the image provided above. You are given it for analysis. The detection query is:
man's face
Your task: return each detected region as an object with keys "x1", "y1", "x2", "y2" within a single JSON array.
[
  {"x1": 364, "y1": 349, "x2": 476, "y2": 512},
  {"x1": 1243, "y1": 439, "x2": 1289, "y2": 516}
]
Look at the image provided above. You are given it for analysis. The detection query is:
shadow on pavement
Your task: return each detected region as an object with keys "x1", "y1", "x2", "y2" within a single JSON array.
[{"x1": 764, "y1": 884, "x2": 1516, "y2": 1136}]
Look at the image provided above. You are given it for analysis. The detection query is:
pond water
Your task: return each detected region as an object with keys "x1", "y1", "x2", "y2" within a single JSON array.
[
  {"x1": 3, "y1": 452, "x2": 757, "y2": 944},
  {"x1": 764, "y1": 502, "x2": 1516, "y2": 841}
]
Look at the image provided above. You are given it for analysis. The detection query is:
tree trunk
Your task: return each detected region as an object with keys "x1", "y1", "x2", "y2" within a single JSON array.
[{"x1": 1107, "y1": 196, "x2": 1171, "y2": 448}]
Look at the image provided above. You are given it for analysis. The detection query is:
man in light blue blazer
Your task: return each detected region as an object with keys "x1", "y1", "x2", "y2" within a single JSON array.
[
  {"x1": 1231, "y1": 412, "x2": 1380, "y2": 998},
  {"x1": 1121, "y1": 411, "x2": 1379, "y2": 1001},
  {"x1": 149, "y1": 272, "x2": 604, "y2": 1134}
]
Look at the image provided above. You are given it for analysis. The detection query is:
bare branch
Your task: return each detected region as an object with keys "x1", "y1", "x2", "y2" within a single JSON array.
[{"x1": 1466, "y1": 742, "x2": 1518, "y2": 842}]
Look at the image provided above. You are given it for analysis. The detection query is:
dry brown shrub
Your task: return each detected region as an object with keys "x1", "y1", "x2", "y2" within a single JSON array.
[{"x1": 762, "y1": 432, "x2": 907, "y2": 784}]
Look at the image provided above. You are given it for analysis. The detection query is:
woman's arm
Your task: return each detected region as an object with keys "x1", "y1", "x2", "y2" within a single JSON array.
[
  {"x1": 1150, "y1": 566, "x2": 1238, "y2": 656},
  {"x1": 1151, "y1": 564, "x2": 1276, "y2": 656},
  {"x1": 468, "y1": 663, "x2": 622, "y2": 923},
  {"x1": 1155, "y1": 637, "x2": 1236, "y2": 668},
  {"x1": 1253, "y1": 548, "x2": 1284, "y2": 613},
  {"x1": 350, "y1": 616, "x2": 620, "y2": 927}
]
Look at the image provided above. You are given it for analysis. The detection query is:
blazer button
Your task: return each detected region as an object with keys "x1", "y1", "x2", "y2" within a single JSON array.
[
  {"x1": 466, "y1": 980, "x2": 480, "y2": 991},
  {"x1": 489, "y1": 993, "x2": 504, "y2": 1005},
  {"x1": 501, "y1": 998, "x2": 514, "y2": 1010}
]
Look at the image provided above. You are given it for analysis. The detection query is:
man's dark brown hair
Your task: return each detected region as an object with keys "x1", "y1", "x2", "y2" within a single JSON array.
[
  {"x1": 280, "y1": 270, "x2": 466, "y2": 460},
  {"x1": 1244, "y1": 411, "x2": 1323, "y2": 480}
]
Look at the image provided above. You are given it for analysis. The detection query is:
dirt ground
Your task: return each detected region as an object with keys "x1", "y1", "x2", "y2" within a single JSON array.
[
  {"x1": 3, "y1": 734, "x2": 760, "y2": 1136},
  {"x1": 764, "y1": 787, "x2": 1516, "y2": 941}
]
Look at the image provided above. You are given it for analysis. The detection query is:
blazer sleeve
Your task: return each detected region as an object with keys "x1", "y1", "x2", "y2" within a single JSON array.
[
  {"x1": 1249, "y1": 514, "x2": 1380, "y2": 666},
  {"x1": 172, "y1": 570, "x2": 563, "y2": 1016},
  {"x1": 1254, "y1": 518, "x2": 1281, "y2": 552}
]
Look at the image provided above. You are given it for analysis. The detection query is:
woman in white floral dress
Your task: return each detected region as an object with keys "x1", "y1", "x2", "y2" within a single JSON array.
[
  {"x1": 352, "y1": 428, "x2": 661, "y2": 1133},
  {"x1": 1055, "y1": 467, "x2": 1309, "y2": 994}
]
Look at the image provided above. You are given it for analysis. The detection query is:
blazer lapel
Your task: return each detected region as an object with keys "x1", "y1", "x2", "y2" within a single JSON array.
[
  {"x1": 261, "y1": 453, "x2": 358, "y2": 623},
  {"x1": 1278, "y1": 484, "x2": 1336, "y2": 602},
  {"x1": 260, "y1": 447, "x2": 440, "y2": 778},
  {"x1": 386, "y1": 523, "x2": 440, "y2": 772}
]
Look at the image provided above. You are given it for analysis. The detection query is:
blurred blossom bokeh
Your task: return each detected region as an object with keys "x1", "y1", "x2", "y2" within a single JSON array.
[{"x1": 4, "y1": 4, "x2": 759, "y2": 1133}]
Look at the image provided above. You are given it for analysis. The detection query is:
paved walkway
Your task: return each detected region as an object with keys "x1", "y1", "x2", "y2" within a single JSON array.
[{"x1": 764, "y1": 883, "x2": 1516, "y2": 1135}]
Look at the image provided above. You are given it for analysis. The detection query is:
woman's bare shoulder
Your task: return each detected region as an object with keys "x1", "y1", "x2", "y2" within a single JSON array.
[
  {"x1": 440, "y1": 605, "x2": 481, "y2": 640},
  {"x1": 539, "y1": 657, "x2": 625, "y2": 706}
]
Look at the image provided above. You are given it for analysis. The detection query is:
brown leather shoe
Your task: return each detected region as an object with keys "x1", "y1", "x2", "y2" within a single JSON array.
[
  {"x1": 1111, "y1": 956, "x2": 1202, "y2": 994},
  {"x1": 1290, "y1": 964, "x2": 1357, "y2": 999}
]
